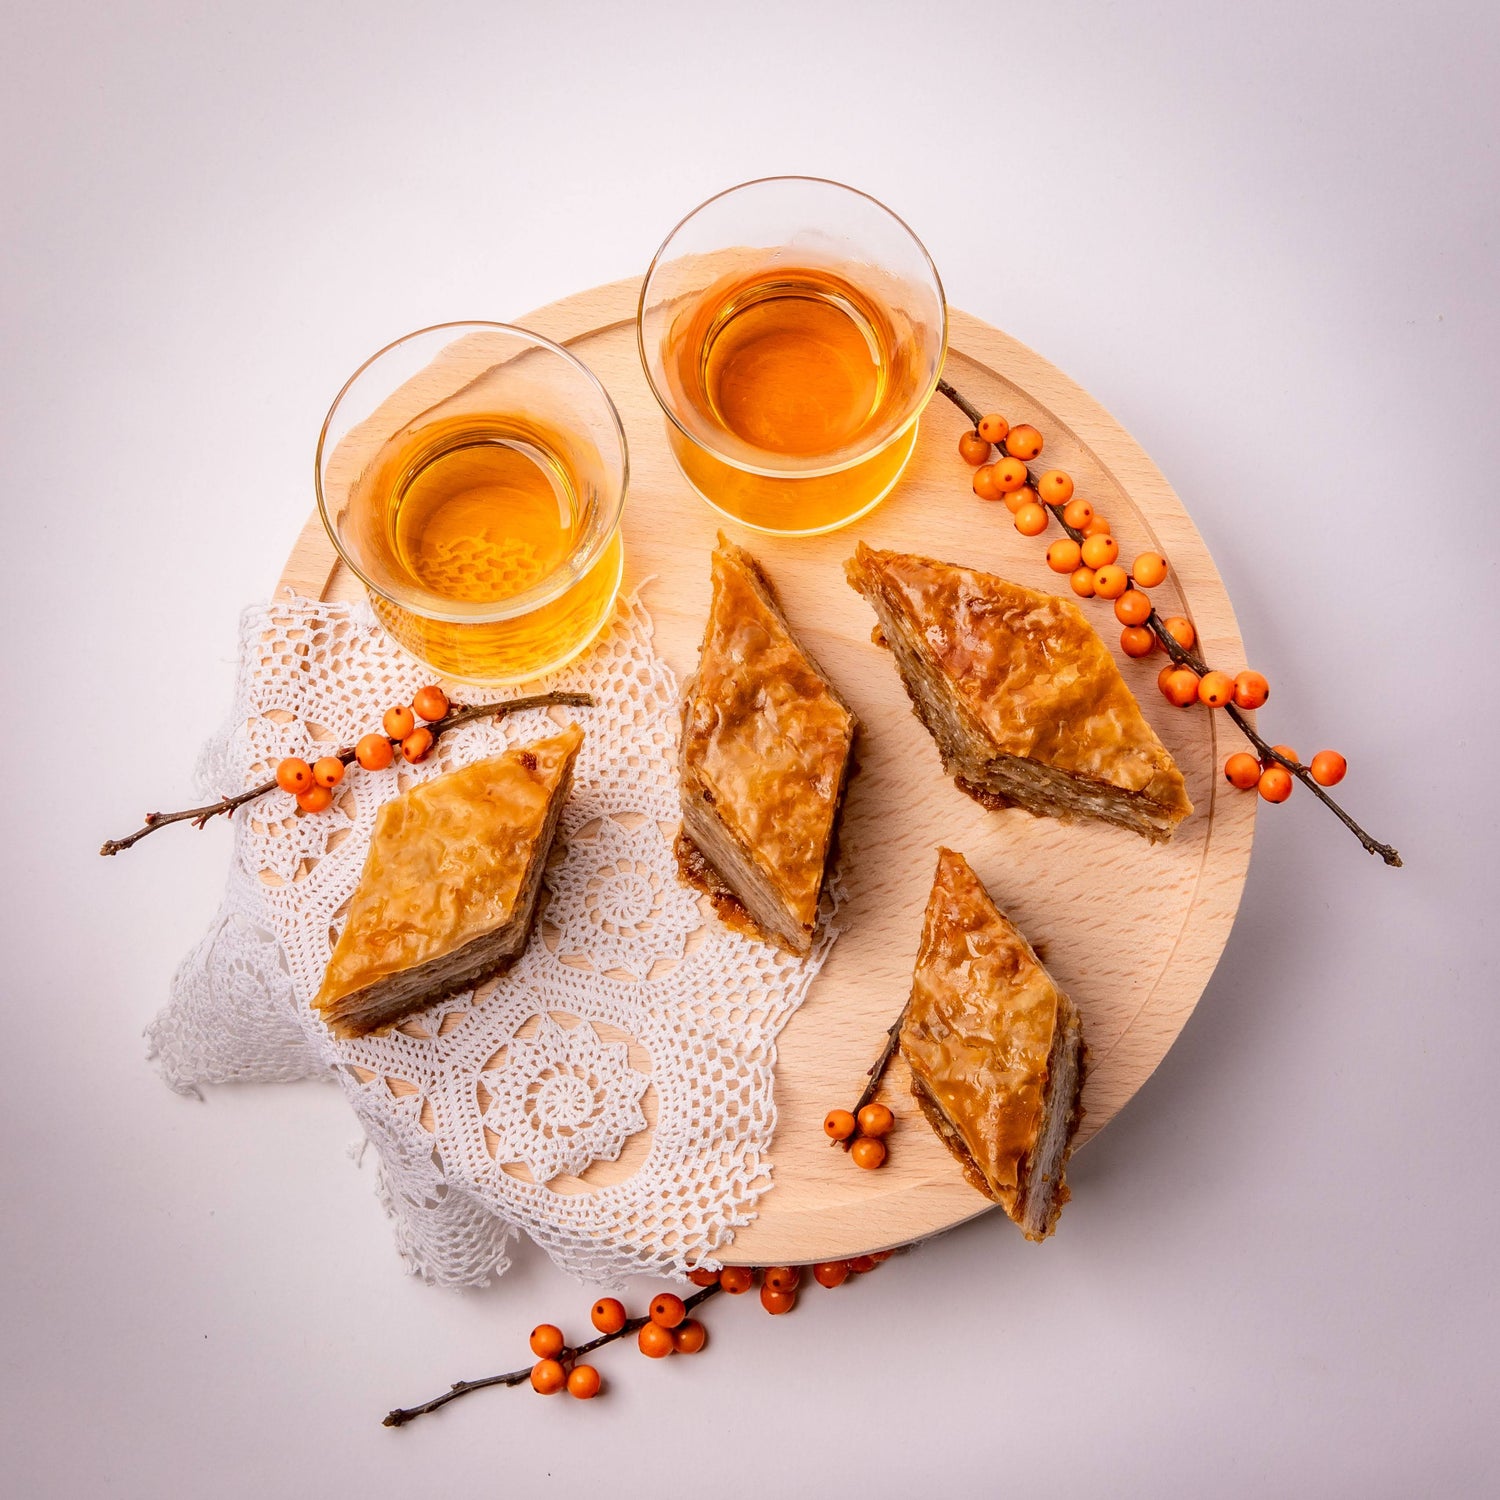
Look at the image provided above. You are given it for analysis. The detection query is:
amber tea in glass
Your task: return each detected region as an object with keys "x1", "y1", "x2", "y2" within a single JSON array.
[
  {"x1": 639, "y1": 178, "x2": 947, "y2": 535},
  {"x1": 317, "y1": 323, "x2": 627, "y2": 684}
]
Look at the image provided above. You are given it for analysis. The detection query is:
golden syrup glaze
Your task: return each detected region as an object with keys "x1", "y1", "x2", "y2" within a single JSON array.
[
  {"x1": 900, "y1": 848, "x2": 1063, "y2": 1207},
  {"x1": 847, "y1": 544, "x2": 1192, "y2": 812},
  {"x1": 314, "y1": 727, "x2": 582, "y2": 1014}
]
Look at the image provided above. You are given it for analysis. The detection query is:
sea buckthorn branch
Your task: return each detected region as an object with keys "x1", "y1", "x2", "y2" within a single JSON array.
[
  {"x1": 828, "y1": 1002, "x2": 908, "y2": 1159},
  {"x1": 935, "y1": 380, "x2": 1402, "y2": 867},
  {"x1": 382, "y1": 1283, "x2": 723, "y2": 1427},
  {"x1": 1150, "y1": 625, "x2": 1401, "y2": 865},
  {"x1": 98, "y1": 690, "x2": 595, "y2": 856}
]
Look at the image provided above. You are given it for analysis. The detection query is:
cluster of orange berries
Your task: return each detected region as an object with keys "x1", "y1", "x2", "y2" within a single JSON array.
[
  {"x1": 823, "y1": 1102, "x2": 894, "y2": 1170},
  {"x1": 694, "y1": 1253, "x2": 892, "y2": 1315},
  {"x1": 273, "y1": 684, "x2": 451, "y2": 814},
  {"x1": 526, "y1": 1256, "x2": 894, "y2": 1397},
  {"x1": 959, "y1": 414, "x2": 1349, "y2": 809},
  {"x1": 1223, "y1": 746, "x2": 1346, "y2": 804},
  {"x1": 961, "y1": 413, "x2": 1174, "y2": 658}
]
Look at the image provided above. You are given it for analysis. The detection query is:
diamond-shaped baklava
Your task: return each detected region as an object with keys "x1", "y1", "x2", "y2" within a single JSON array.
[
  {"x1": 315, "y1": 726, "x2": 582, "y2": 1038},
  {"x1": 902, "y1": 847, "x2": 1087, "y2": 1241},
  {"x1": 846, "y1": 544, "x2": 1192, "y2": 842},
  {"x1": 677, "y1": 537, "x2": 856, "y2": 955}
]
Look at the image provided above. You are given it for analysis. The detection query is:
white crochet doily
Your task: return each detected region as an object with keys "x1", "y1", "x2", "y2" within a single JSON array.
[{"x1": 147, "y1": 592, "x2": 842, "y2": 1287}]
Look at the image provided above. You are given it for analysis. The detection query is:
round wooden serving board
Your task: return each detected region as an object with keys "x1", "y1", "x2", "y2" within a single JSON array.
[{"x1": 279, "y1": 277, "x2": 1255, "y2": 1265}]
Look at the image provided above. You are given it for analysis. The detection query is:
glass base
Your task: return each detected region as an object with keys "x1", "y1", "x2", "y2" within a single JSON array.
[
  {"x1": 368, "y1": 531, "x2": 624, "y2": 686},
  {"x1": 665, "y1": 421, "x2": 920, "y2": 536}
]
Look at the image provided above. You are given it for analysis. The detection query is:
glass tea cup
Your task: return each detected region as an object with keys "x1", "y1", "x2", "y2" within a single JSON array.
[
  {"x1": 637, "y1": 176, "x2": 947, "y2": 536},
  {"x1": 315, "y1": 322, "x2": 627, "y2": 684}
]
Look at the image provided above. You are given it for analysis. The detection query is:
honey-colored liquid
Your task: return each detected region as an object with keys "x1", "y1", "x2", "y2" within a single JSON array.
[
  {"x1": 392, "y1": 429, "x2": 577, "y2": 604},
  {"x1": 665, "y1": 265, "x2": 922, "y2": 533},
  {"x1": 354, "y1": 415, "x2": 622, "y2": 684}
]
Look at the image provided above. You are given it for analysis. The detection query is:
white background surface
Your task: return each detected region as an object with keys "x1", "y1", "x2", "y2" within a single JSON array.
[{"x1": 3, "y1": 2, "x2": 1496, "y2": 1494}]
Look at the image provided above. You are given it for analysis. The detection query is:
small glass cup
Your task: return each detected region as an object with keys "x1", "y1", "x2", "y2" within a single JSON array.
[
  {"x1": 316, "y1": 322, "x2": 627, "y2": 684},
  {"x1": 638, "y1": 176, "x2": 947, "y2": 536}
]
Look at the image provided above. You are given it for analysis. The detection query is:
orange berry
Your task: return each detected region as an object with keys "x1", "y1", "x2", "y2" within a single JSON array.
[
  {"x1": 401, "y1": 727, "x2": 434, "y2": 763},
  {"x1": 1082, "y1": 512, "x2": 1112, "y2": 538},
  {"x1": 1158, "y1": 663, "x2": 1178, "y2": 698},
  {"x1": 1232, "y1": 671, "x2": 1269, "y2": 710},
  {"x1": 824, "y1": 1109, "x2": 857, "y2": 1141},
  {"x1": 977, "y1": 413, "x2": 1010, "y2": 444},
  {"x1": 1070, "y1": 566, "x2": 1097, "y2": 598},
  {"x1": 637, "y1": 1322, "x2": 674, "y2": 1358},
  {"x1": 850, "y1": 1136, "x2": 887, "y2": 1170},
  {"x1": 1114, "y1": 589, "x2": 1152, "y2": 627},
  {"x1": 1080, "y1": 533, "x2": 1119, "y2": 569},
  {"x1": 567, "y1": 1365, "x2": 601, "y2": 1399},
  {"x1": 847, "y1": 1255, "x2": 879, "y2": 1274},
  {"x1": 1162, "y1": 668, "x2": 1201, "y2": 707},
  {"x1": 672, "y1": 1319, "x2": 707, "y2": 1354},
  {"x1": 649, "y1": 1293, "x2": 686, "y2": 1329},
  {"x1": 312, "y1": 756, "x2": 345, "y2": 789},
  {"x1": 1062, "y1": 497, "x2": 1095, "y2": 531},
  {"x1": 812, "y1": 1260, "x2": 849, "y2": 1289},
  {"x1": 972, "y1": 464, "x2": 1002, "y2": 502},
  {"x1": 296, "y1": 784, "x2": 333, "y2": 813},
  {"x1": 275, "y1": 757, "x2": 314, "y2": 795},
  {"x1": 992, "y1": 455, "x2": 1029, "y2": 493},
  {"x1": 1267, "y1": 745, "x2": 1299, "y2": 768},
  {"x1": 687, "y1": 1268, "x2": 720, "y2": 1287},
  {"x1": 1006, "y1": 423, "x2": 1043, "y2": 460},
  {"x1": 869, "y1": 1250, "x2": 895, "y2": 1263},
  {"x1": 1036, "y1": 469, "x2": 1074, "y2": 505},
  {"x1": 1224, "y1": 752, "x2": 1261, "y2": 789},
  {"x1": 411, "y1": 685, "x2": 449, "y2": 723},
  {"x1": 530, "y1": 1358, "x2": 566, "y2": 1394},
  {"x1": 590, "y1": 1297, "x2": 626, "y2": 1334},
  {"x1": 718, "y1": 1266, "x2": 754, "y2": 1295},
  {"x1": 1092, "y1": 564, "x2": 1129, "y2": 600},
  {"x1": 1161, "y1": 616, "x2": 1196, "y2": 652},
  {"x1": 382, "y1": 705, "x2": 415, "y2": 740},
  {"x1": 1120, "y1": 626, "x2": 1156, "y2": 658},
  {"x1": 1004, "y1": 485, "x2": 1035, "y2": 515},
  {"x1": 1132, "y1": 552, "x2": 1169, "y2": 588},
  {"x1": 530, "y1": 1323, "x2": 565, "y2": 1359},
  {"x1": 1258, "y1": 765, "x2": 1294, "y2": 803},
  {"x1": 959, "y1": 430, "x2": 992, "y2": 466},
  {"x1": 355, "y1": 733, "x2": 394, "y2": 771},
  {"x1": 857, "y1": 1103, "x2": 894, "y2": 1138},
  {"x1": 763, "y1": 1266, "x2": 801, "y2": 1293},
  {"x1": 1047, "y1": 538, "x2": 1083, "y2": 574},
  {"x1": 760, "y1": 1284, "x2": 796, "y2": 1315},
  {"x1": 1310, "y1": 750, "x2": 1347, "y2": 787},
  {"x1": 1197, "y1": 671, "x2": 1234, "y2": 708},
  {"x1": 1014, "y1": 501, "x2": 1049, "y2": 537}
]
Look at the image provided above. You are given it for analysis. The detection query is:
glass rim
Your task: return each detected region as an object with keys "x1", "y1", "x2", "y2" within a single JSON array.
[
  {"x1": 315, "y1": 319, "x2": 629, "y2": 625},
  {"x1": 636, "y1": 175, "x2": 948, "y2": 479}
]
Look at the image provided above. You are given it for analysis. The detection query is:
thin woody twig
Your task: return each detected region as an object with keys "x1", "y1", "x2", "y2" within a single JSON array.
[
  {"x1": 935, "y1": 380, "x2": 1401, "y2": 866},
  {"x1": 836, "y1": 1002, "x2": 909, "y2": 1151},
  {"x1": 99, "y1": 691, "x2": 594, "y2": 856}
]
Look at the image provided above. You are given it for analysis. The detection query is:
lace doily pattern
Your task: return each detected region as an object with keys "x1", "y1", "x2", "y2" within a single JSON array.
[{"x1": 152, "y1": 592, "x2": 843, "y2": 1287}]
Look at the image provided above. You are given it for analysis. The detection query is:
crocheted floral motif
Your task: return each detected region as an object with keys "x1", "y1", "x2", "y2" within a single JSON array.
[
  {"x1": 543, "y1": 814, "x2": 701, "y2": 980},
  {"x1": 480, "y1": 1013, "x2": 649, "y2": 1183}
]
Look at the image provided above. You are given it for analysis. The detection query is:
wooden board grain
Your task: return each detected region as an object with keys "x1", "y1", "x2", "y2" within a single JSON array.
[{"x1": 279, "y1": 278, "x2": 1255, "y2": 1264}]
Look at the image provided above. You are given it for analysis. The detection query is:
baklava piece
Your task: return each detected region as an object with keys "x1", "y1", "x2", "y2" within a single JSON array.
[
  {"x1": 314, "y1": 725, "x2": 583, "y2": 1038},
  {"x1": 845, "y1": 544, "x2": 1192, "y2": 843},
  {"x1": 677, "y1": 536, "x2": 856, "y2": 956},
  {"x1": 902, "y1": 848, "x2": 1087, "y2": 1241}
]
